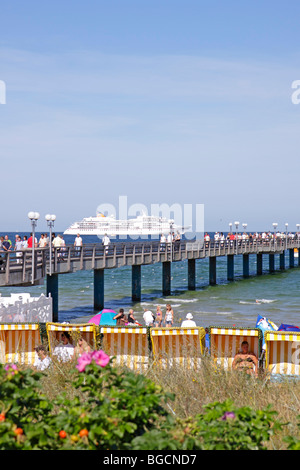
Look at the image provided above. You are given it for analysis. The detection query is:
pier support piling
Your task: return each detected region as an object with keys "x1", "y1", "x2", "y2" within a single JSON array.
[
  {"x1": 132, "y1": 265, "x2": 141, "y2": 301},
  {"x1": 289, "y1": 249, "x2": 295, "y2": 268},
  {"x1": 46, "y1": 274, "x2": 59, "y2": 322},
  {"x1": 227, "y1": 255, "x2": 234, "y2": 281},
  {"x1": 257, "y1": 253, "x2": 263, "y2": 275},
  {"x1": 94, "y1": 268, "x2": 104, "y2": 311},
  {"x1": 188, "y1": 259, "x2": 196, "y2": 290},
  {"x1": 209, "y1": 257, "x2": 216, "y2": 285},
  {"x1": 243, "y1": 254, "x2": 249, "y2": 278},
  {"x1": 162, "y1": 261, "x2": 171, "y2": 296},
  {"x1": 280, "y1": 251, "x2": 285, "y2": 270},
  {"x1": 269, "y1": 254, "x2": 275, "y2": 273}
]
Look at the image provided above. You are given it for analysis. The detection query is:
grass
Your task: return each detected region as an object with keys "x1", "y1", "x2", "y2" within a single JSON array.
[
  {"x1": 145, "y1": 356, "x2": 300, "y2": 450},
  {"x1": 35, "y1": 354, "x2": 300, "y2": 450}
]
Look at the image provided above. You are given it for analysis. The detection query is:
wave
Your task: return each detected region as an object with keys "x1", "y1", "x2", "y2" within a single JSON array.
[{"x1": 239, "y1": 299, "x2": 277, "y2": 305}]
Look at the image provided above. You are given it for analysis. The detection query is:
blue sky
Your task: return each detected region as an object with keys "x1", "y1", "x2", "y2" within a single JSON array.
[{"x1": 1, "y1": 1, "x2": 300, "y2": 233}]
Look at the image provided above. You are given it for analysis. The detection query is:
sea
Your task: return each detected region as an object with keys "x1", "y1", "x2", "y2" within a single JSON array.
[{"x1": 1, "y1": 232, "x2": 300, "y2": 330}]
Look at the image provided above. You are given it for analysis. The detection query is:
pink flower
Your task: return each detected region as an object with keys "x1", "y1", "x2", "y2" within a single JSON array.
[
  {"x1": 221, "y1": 412, "x2": 236, "y2": 420},
  {"x1": 76, "y1": 350, "x2": 110, "y2": 372},
  {"x1": 76, "y1": 352, "x2": 93, "y2": 372},
  {"x1": 91, "y1": 350, "x2": 110, "y2": 368},
  {"x1": 5, "y1": 364, "x2": 18, "y2": 375}
]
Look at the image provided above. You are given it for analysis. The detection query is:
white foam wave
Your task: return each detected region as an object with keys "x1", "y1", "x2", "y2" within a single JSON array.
[
  {"x1": 166, "y1": 298, "x2": 198, "y2": 304},
  {"x1": 239, "y1": 299, "x2": 277, "y2": 305},
  {"x1": 256, "y1": 299, "x2": 277, "y2": 304}
]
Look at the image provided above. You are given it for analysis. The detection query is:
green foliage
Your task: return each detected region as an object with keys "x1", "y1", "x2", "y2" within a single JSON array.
[
  {"x1": 0, "y1": 364, "x2": 54, "y2": 449},
  {"x1": 132, "y1": 399, "x2": 282, "y2": 450},
  {"x1": 0, "y1": 357, "x2": 292, "y2": 450},
  {"x1": 285, "y1": 415, "x2": 300, "y2": 450}
]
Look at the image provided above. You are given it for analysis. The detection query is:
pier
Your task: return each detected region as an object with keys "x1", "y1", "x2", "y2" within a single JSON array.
[{"x1": 1, "y1": 237, "x2": 300, "y2": 321}]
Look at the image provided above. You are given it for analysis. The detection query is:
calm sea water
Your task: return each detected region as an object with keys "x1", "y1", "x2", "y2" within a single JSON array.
[{"x1": 1, "y1": 232, "x2": 299, "y2": 329}]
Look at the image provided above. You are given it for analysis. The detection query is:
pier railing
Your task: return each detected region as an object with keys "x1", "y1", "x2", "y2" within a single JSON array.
[{"x1": 0, "y1": 237, "x2": 299, "y2": 286}]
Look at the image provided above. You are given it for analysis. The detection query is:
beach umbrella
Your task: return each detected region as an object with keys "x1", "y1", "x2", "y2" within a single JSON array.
[
  {"x1": 256, "y1": 315, "x2": 278, "y2": 350},
  {"x1": 88, "y1": 309, "x2": 117, "y2": 326},
  {"x1": 278, "y1": 324, "x2": 300, "y2": 332}
]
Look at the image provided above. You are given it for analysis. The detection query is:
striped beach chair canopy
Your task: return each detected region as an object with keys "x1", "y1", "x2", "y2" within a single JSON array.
[
  {"x1": 0, "y1": 323, "x2": 42, "y2": 366},
  {"x1": 265, "y1": 330, "x2": 300, "y2": 376},
  {"x1": 46, "y1": 322, "x2": 97, "y2": 353},
  {"x1": 150, "y1": 326, "x2": 206, "y2": 369},
  {"x1": 100, "y1": 326, "x2": 149, "y2": 373},
  {"x1": 209, "y1": 326, "x2": 262, "y2": 370}
]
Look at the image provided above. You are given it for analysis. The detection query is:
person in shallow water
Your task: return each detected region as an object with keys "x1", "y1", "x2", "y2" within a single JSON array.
[{"x1": 232, "y1": 341, "x2": 258, "y2": 377}]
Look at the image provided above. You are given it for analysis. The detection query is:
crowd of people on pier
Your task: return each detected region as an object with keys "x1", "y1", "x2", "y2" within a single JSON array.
[
  {"x1": 204, "y1": 230, "x2": 299, "y2": 248},
  {"x1": 0, "y1": 230, "x2": 299, "y2": 255},
  {"x1": 0, "y1": 233, "x2": 66, "y2": 252}
]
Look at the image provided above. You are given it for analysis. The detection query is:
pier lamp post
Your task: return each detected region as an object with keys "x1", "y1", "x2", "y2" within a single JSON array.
[
  {"x1": 285, "y1": 223, "x2": 288, "y2": 250},
  {"x1": 45, "y1": 214, "x2": 56, "y2": 276},
  {"x1": 229, "y1": 223, "x2": 232, "y2": 234},
  {"x1": 272, "y1": 223, "x2": 278, "y2": 250},
  {"x1": 28, "y1": 211, "x2": 40, "y2": 284},
  {"x1": 242, "y1": 223, "x2": 247, "y2": 248},
  {"x1": 234, "y1": 221, "x2": 239, "y2": 254}
]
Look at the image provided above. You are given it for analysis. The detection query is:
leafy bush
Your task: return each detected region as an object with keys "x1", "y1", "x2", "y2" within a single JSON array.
[
  {"x1": 0, "y1": 353, "x2": 288, "y2": 450},
  {"x1": 132, "y1": 400, "x2": 282, "y2": 450},
  {"x1": 285, "y1": 416, "x2": 300, "y2": 450}
]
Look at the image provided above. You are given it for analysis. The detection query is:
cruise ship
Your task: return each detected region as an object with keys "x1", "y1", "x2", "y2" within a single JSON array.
[{"x1": 64, "y1": 213, "x2": 187, "y2": 237}]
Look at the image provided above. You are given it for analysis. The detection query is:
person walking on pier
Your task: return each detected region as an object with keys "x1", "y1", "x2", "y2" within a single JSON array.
[
  {"x1": 14, "y1": 235, "x2": 23, "y2": 264},
  {"x1": 102, "y1": 233, "x2": 110, "y2": 254},
  {"x1": 74, "y1": 233, "x2": 83, "y2": 256},
  {"x1": 2, "y1": 235, "x2": 12, "y2": 251}
]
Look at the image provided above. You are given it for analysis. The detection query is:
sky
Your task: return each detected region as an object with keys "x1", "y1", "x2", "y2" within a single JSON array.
[{"x1": 1, "y1": 0, "x2": 300, "y2": 234}]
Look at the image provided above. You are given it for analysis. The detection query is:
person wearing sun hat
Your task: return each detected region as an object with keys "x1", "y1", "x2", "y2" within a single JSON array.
[{"x1": 181, "y1": 313, "x2": 197, "y2": 327}]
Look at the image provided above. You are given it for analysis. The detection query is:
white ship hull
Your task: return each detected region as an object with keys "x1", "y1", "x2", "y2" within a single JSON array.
[{"x1": 64, "y1": 214, "x2": 187, "y2": 237}]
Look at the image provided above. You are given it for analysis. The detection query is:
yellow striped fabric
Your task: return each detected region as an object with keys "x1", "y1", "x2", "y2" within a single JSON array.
[
  {"x1": 0, "y1": 323, "x2": 41, "y2": 365},
  {"x1": 46, "y1": 322, "x2": 97, "y2": 352},
  {"x1": 150, "y1": 327, "x2": 206, "y2": 369},
  {"x1": 265, "y1": 331, "x2": 300, "y2": 375},
  {"x1": 210, "y1": 327, "x2": 260, "y2": 370},
  {"x1": 100, "y1": 327, "x2": 149, "y2": 372}
]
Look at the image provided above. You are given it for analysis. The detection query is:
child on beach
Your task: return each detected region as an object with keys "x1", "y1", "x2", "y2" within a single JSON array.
[
  {"x1": 164, "y1": 304, "x2": 174, "y2": 327},
  {"x1": 155, "y1": 306, "x2": 163, "y2": 327}
]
